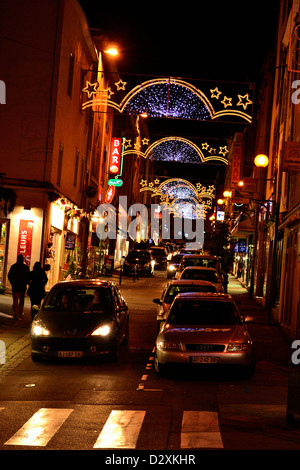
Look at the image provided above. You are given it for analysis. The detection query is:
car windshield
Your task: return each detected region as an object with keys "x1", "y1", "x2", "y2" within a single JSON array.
[
  {"x1": 168, "y1": 300, "x2": 240, "y2": 325},
  {"x1": 170, "y1": 255, "x2": 183, "y2": 264},
  {"x1": 164, "y1": 285, "x2": 216, "y2": 303},
  {"x1": 181, "y1": 269, "x2": 219, "y2": 282},
  {"x1": 183, "y1": 258, "x2": 218, "y2": 269},
  {"x1": 42, "y1": 286, "x2": 112, "y2": 313},
  {"x1": 150, "y1": 248, "x2": 166, "y2": 255},
  {"x1": 127, "y1": 250, "x2": 151, "y2": 260}
]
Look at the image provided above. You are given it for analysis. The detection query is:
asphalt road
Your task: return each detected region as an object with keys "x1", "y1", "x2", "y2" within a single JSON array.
[{"x1": 0, "y1": 271, "x2": 298, "y2": 456}]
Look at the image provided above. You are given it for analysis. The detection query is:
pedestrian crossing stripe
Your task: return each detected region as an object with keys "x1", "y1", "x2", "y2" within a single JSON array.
[
  {"x1": 2, "y1": 407, "x2": 223, "y2": 449},
  {"x1": 94, "y1": 410, "x2": 146, "y2": 449},
  {"x1": 5, "y1": 408, "x2": 73, "y2": 446}
]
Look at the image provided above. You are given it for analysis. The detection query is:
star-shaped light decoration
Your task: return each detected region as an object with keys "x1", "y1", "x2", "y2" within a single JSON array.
[
  {"x1": 124, "y1": 139, "x2": 132, "y2": 149},
  {"x1": 103, "y1": 87, "x2": 114, "y2": 99},
  {"x1": 115, "y1": 79, "x2": 127, "y2": 91},
  {"x1": 140, "y1": 179, "x2": 147, "y2": 187},
  {"x1": 82, "y1": 81, "x2": 99, "y2": 98},
  {"x1": 219, "y1": 146, "x2": 229, "y2": 156},
  {"x1": 221, "y1": 96, "x2": 232, "y2": 108},
  {"x1": 142, "y1": 138, "x2": 150, "y2": 146},
  {"x1": 201, "y1": 142, "x2": 210, "y2": 150},
  {"x1": 210, "y1": 87, "x2": 222, "y2": 99},
  {"x1": 236, "y1": 93, "x2": 253, "y2": 110},
  {"x1": 134, "y1": 139, "x2": 141, "y2": 151}
]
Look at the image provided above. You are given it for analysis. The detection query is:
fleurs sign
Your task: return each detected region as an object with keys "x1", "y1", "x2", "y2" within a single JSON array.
[
  {"x1": 17, "y1": 219, "x2": 34, "y2": 266},
  {"x1": 109, "y1": 138, "x2": 122, "y2": 175}
]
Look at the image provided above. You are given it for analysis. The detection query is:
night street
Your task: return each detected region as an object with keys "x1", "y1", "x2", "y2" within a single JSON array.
[
  {"x1": 1, "y1": 0, "x2": 300, "y2": 460},
  {"x1": 0, "y1": 271, "x2": 297, "y2": 452}
]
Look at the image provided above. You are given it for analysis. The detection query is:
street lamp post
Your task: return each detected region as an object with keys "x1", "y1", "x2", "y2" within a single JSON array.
[{"x1": 250, "y1": 154, "x2": 278, "y2": 323}]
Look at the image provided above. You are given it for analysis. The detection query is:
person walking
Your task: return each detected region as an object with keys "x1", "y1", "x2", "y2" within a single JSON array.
[
  {"x1": 8, "y1": 254, "x2": 30, "y2": 320},
  {"x1": 27, "y1": 261, "x2": 48, "y2": 319}
]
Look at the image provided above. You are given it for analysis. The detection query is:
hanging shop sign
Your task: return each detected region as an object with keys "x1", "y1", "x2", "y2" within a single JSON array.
[
  {"x1": 109, "y1": 138, "x2": 122, "y2": 175},
  {"x1": 17, "y1": 219, "x2": 34, "y2": 266},
  {"x1": 108, "y1": 178, "x2": 123, "y2": 187},
  {"x1": 105, "y1": 185, "x2": 115, "y2": 204}
]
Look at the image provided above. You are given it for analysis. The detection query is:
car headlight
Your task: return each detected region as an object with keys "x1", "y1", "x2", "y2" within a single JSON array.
[
  {"x1": 91, "y1": 323, "x2": 112, "y2": 336},
  {"x1": 31, "y1": 318, "x2": 51, "y2": 337},
  {"x1": 227, "y1": 342, "x2": 249, "y2": 352},
  {"x1": 168, "y1": 265, "x2": 176, "y2": 271},
  {"x1": 157, "y1": 340, "x2": 182, "y2": 350}
]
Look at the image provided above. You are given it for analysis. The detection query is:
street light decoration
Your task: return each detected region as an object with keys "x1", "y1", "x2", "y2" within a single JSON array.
[
  {"x1": 139, "y1": 178, "x2": 215, "y2": 219},
  {"x1": 82, "y1": 73, "x2": 254, "y2": 123},
  {"x1": 254, "y1": 154, "x2": 269, "y2": 168}
]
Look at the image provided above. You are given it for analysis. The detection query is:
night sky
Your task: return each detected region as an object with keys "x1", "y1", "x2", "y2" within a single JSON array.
[
  {"x1": 79, "y1": 1, "x2": 279, "y2": 82},
  {"x1": 78, "y1": 1, "x2": 280, "y2": 186}
]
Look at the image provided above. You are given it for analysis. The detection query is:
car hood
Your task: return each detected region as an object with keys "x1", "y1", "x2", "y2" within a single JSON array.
[
  {"x1": 159, "y1": 323, "x2": 250, "y2": 343},
  {"x1": 35, "y1": 311, "x2": 112, "y2": 336}
]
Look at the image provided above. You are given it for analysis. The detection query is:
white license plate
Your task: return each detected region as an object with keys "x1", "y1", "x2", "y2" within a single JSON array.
[
  {"x1": 190, "y1": 356, "x2": 220, "y2": 364},
  {"x1": 57, "y1": 351, "x2": 83, "y2": 358}
]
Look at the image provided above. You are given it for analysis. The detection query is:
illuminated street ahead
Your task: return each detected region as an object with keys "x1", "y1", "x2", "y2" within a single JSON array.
[{"x1": 0, "y1": 272, "x2": 297, "y2": 451}]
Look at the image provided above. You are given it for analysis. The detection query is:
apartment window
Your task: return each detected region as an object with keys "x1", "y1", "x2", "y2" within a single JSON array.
[
  {"x1": 67, "y1": 51, "x2": 75, "y2": 97},
  {"x1": 57, "y1": 143, "x2": 64, "y2": 186},
  {"x1": 74, "y1": 148, "x2": 79, "y2": 186}
]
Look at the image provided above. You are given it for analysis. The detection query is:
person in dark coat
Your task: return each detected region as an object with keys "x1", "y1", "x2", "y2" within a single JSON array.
[
  {"x1": 27, "y1": 262, "x2": 48, "y2": 319},
  {"x1": 8, "y1": 254, "x2": 30, "y2": 320}
]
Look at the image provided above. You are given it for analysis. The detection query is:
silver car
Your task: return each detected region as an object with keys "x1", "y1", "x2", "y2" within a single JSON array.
[{"x1": 155, "y1": 292, "x2": 255, "y2": 377}]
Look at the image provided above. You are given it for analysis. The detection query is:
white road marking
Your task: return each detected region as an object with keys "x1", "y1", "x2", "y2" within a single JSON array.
[
  {"x1": 5, "y1": 408, "x2": 73, "y2": 446},
  {"x1": 181, "y1": 411, "x2": 224, "y2": 449},
  {"x1": 94, "y1": 410, "x2": 146, "y2": 449}
]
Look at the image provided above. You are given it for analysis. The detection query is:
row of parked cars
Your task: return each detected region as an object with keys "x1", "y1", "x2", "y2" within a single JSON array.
[{"x1": 29, "y1": 248, "x2": 255, "y2": 379}]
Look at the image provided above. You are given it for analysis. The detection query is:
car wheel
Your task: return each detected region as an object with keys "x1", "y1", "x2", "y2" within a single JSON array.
[
  {"x1": 31, "y1": 353, "x2": 42, "y2": 362},
  {"x1": 122, "y1": 320, "x2": 129, "y2": 346},
  {"x1": 243, "y1": 361, "x2": 256, "y2": 379},
  {"x1": 154, "y1": 353, "x2": 166, "y2": 376}
]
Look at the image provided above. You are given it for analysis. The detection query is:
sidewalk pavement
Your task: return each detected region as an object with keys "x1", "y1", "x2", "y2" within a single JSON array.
[
  {"x1": 227, "y1": 273, "x2": 292, "y2": 368},
  {"x1": 0, "y1": 272, "x2": 293, "y2": 368}
]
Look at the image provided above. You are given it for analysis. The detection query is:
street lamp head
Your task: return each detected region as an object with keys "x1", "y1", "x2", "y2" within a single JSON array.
[
  {"x1": 104, "y1": 46, "x2": 119, "y2": 57},
  {"x1": 223, "y1": 190, "x2": 232, "y2": 198},
  {"x1": 254, "y1": 154, "x2": 269, "y2": 168}
]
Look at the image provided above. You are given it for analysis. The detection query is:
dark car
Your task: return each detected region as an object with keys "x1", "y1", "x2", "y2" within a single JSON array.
[
  {"x1": 176, "y1": 254, "x2": 222, "y2": 278},
  {"x1": 30, "y1": 279, "x2": 129, "y2": 362},
  {"x1": 122, "y1": 249, "x2": 155, "y2": 276},
  {"x1": 149, "y1": 246, "x2": 168, "y2": 270},
  {"x1": 167, "y1": 253, "x2": 184, "y2": 278}
]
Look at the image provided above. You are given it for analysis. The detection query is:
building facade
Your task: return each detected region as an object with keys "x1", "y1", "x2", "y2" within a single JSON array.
[{"x1": 0, "y1": 0, "x2": 108, "y2": 290}]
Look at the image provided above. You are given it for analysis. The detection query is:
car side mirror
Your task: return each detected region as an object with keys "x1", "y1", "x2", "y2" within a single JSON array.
[{"x1": 153, "y1": 298, "x2": 162, "y2": 305}]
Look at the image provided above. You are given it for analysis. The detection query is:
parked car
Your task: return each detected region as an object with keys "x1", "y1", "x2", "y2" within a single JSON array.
[
  {"x1": 167, "y1": 253, "x2": 184, "y2": 278},
  {"x1": 122, "y1": 249, "x2": 155, "y2": 276},
  {"x1": 30, "y1": 279, "x2": 129, "y2": 362},
  {"x1": 153, "y1": 279, "x2": 217, "y2": 323},
  {"x1": 178, "y1": 266, "x2": 224, "y2": 292},
  {"x1": 149, "y1": 246, "x2": 168, "y2": 270},
  {"x1": 175, "y1": 254, "x2": 222, "y2": 278},
  {"x1": 155, "y1": 292, "x2": 255, "y2": 377}
]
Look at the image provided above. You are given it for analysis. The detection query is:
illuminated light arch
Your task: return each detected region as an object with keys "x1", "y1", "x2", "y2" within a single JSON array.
[
  {"x1": 140, "y1": 178, "x2": 215, "y2": 219},
  {"x1": 121, "y1": 136, "x2": 229, "y2": 164},
  {"x1": 82, "y1": 76, "x2": 253, "y2": 123},
  {"x1": 120, "y1": 78, "x2": 214, "y2": 120}
]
